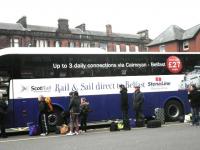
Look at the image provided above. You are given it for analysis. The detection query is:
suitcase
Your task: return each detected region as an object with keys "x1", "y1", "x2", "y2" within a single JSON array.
[
  {"x1": 154, "y1": 108, "x2": 165, "y2": 124},
  {"x1": 110, "y1": 122, "x2": 119, "y2": 131},
  {"x1": 147, "y1": 120, "x2": 161, "y2": 128},
  {"x1": 129, "y1": 119, "x2": 136, "y2": 128},
  {"x1": 136, "y1": 120, "x2": 145, "y2": 127}
]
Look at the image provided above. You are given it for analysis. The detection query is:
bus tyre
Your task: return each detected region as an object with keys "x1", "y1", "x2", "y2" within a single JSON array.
[
  {"x1": 164, "y1": 100, "x2": 183, "y2": 122},
  {"x1": 47, "y1": 107, "x2": 63, "y2": 131}
]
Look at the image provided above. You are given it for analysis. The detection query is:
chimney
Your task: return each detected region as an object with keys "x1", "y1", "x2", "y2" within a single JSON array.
[
  {"x1": 57, "y1": 19, "x2": 70, "y2": 33},
  {"x1": 76, "y1": 23, "x2": 86, "y2": 32},
  {"x1": 106, "y1": 24, "x2": 112, "y2": 36},
  {"x1": 17, "y1": 16, "x2": 27, "y2": 28},
  {"x1": 137, "y1": 30, "x2": 149, "y2": 39}
]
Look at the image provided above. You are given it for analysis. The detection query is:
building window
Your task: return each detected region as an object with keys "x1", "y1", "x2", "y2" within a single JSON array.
[
  {"x1": 183, "y1": 41, "x2": 189, "y2": 51},
  {"x1": 10, "y1": 38, "x2": 19, "y2": 47},
  {"x1": 159, "y1": 45, "x2": 165, "y2": 52},
  {"x1": 116, "y1": 44, "x2": 120, "y2": 52},
  {"x1": 135, "y1": 46, "x2": 139, "y2": 52},
  {"x1": 90, "y1": 42, "x2": 95, "y2": 47},
  {"x1": 81, "y1": 41, "x2": 90, "y2": 47},
  {"x1": 55, "y1": 41, "x2": 60, "y2": 47},
  {"x1": 36, "y1": 40, "x2": 48, "y2": 47},
  {"x1": 70, "y1": 41, "x2": 76, "y2": 47},
  {"x1": 126, "y1": 45, "x2": 130, "y2": 52},
  {"x1": 99, "y1": 43, "x2": 107, "y2": 50},
  {"x1": 95, "y1": 42, "x2": 100, "y2": 47}
]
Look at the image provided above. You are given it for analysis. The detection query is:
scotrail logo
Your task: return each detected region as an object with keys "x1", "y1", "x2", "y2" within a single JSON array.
[
  {"x1": 31, "y1": 86, "x2": 51, "y2": 92},
  {"x1": 148, "y1": 77, "x2": 171, "y2": 87},
  {"x1": 20, "y1": 85, "x2": 28, "y2": 92},
  {"x1": 20, "y1": 85, "x2": 51, "y2": 93}
]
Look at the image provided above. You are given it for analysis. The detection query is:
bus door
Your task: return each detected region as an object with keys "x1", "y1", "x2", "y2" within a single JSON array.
[
  {"x1": 13, "y1": 96, "x2": 36, "y2": 127},
  {"x1": 10, "y1": 55, "x2": 37, "y2": 127},
  {"x1": 0, "y1": 73, "x2": 14, "y2": 128}
]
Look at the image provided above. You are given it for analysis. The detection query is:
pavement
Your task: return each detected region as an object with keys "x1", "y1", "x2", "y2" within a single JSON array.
[
  {"x1": 0, "y1": 123, "x2": 200, "y2": 150},
  {"x1": 4, "y1": 120, "x2": 112, "y2": 136}
]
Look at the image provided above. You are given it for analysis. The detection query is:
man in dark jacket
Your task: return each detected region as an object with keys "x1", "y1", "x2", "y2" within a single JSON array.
[
  {"x1": 132, "y1": 86, "x2": 144, "y2": 122},
  {"x1": 188, "y1": 84, "x2": 200, "y2": 126},
  {"x1": 67, "y1": 91, "x2": 80, "y2": 135},
  {"x1": 38, "y1": 95, "x2": 49, "y2": 136},
  {"x1": 119, "y1": 84, "x2": 130, "y2": 130},
  {"x1": 0, "y1": 97, "x2": 8, "y2": 138}
]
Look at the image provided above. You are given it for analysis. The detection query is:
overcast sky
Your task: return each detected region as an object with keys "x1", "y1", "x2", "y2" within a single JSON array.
[{"x1": 0, "y1": 0, "x2": 199, "y2": 38}]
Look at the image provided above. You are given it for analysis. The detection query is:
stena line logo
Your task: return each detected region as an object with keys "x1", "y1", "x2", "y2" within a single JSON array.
[{"x1": 148, "y1": 77, "x2": 171, "y2": 87}]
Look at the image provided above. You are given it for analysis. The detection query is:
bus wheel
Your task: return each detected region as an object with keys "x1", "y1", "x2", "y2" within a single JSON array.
[
  {"x1": 48, "y1": 107, "x2": 63, "y2": 131},
  {"x1": 164, "y1": 100, "x2": 184, "y2": 122}
]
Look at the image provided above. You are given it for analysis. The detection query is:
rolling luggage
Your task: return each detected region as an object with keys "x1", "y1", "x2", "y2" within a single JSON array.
[{"x1": 154, "y1": 108, "x2": 165, "y2": 124}]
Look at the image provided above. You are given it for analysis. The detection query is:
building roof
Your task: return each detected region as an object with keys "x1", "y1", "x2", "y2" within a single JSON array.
[
  {"x1": 0, "y1": 22, "x2": 140, "y2": 39},
  {"x1": 148, "y1": 25, "x2": 184, "y2": 46},
  {"x1": 27, "y1": 25, "x2": 57, "y2": 32},
  {"x1": 182, "y1": 24, "x2": 200, "y2": 40},
  {"x1": 148, "y1": 24, "x2": 200, "y2": 47},
  {"x1": 0, "y1": 22, "x2": 25, "y2": 31}
]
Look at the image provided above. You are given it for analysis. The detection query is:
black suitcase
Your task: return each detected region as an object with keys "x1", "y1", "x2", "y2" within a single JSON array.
[
  {"x1": 147, "y1": 120, "x2": 161, "y2": 128},
  {"x1": 110, "y1": 122, "x2": 119, "y2": 131},
  {"x1": 136, "y1": 120, "x2": 145, "y2": 127}
]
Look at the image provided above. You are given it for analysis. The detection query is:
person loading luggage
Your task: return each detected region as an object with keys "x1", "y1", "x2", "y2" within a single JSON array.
[{"x1": 38, "y1": 95, "x2": 49, "y2": 136}]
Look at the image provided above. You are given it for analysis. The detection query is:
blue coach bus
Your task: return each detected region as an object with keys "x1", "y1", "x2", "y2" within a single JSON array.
[{"x1": 0, "y1": 47, "x2": 194, "y2": 129}]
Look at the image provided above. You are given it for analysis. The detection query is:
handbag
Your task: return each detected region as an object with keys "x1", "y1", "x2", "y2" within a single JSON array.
[{"x1": 60, "y1": 124, "x2": 69, "y2": 134}]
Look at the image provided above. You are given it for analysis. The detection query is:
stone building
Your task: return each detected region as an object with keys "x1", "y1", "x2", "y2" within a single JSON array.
[{"x1": 0, "y1": 16, "x2": 151, "y2": 52}]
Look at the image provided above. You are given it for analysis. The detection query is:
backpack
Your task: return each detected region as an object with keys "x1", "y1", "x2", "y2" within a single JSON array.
[
  {"x1": 110, "y1": 122, "x2": 119, "y2": 131},
  {"x1": 27, "y1": 122, "x2": 40, "y2": 136},
  {"x1": 45, "y1": 97, "x2": 53, "y2": 112},
  {"x1": 129, "y1": 118, "x2": 136, "y2": 128},
  {"x1": 117, "y1": 122, "x2": 124, "y2": 130},
  {"x1": 81, "y1": 104, "x2": 90, "y2": 114}
]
